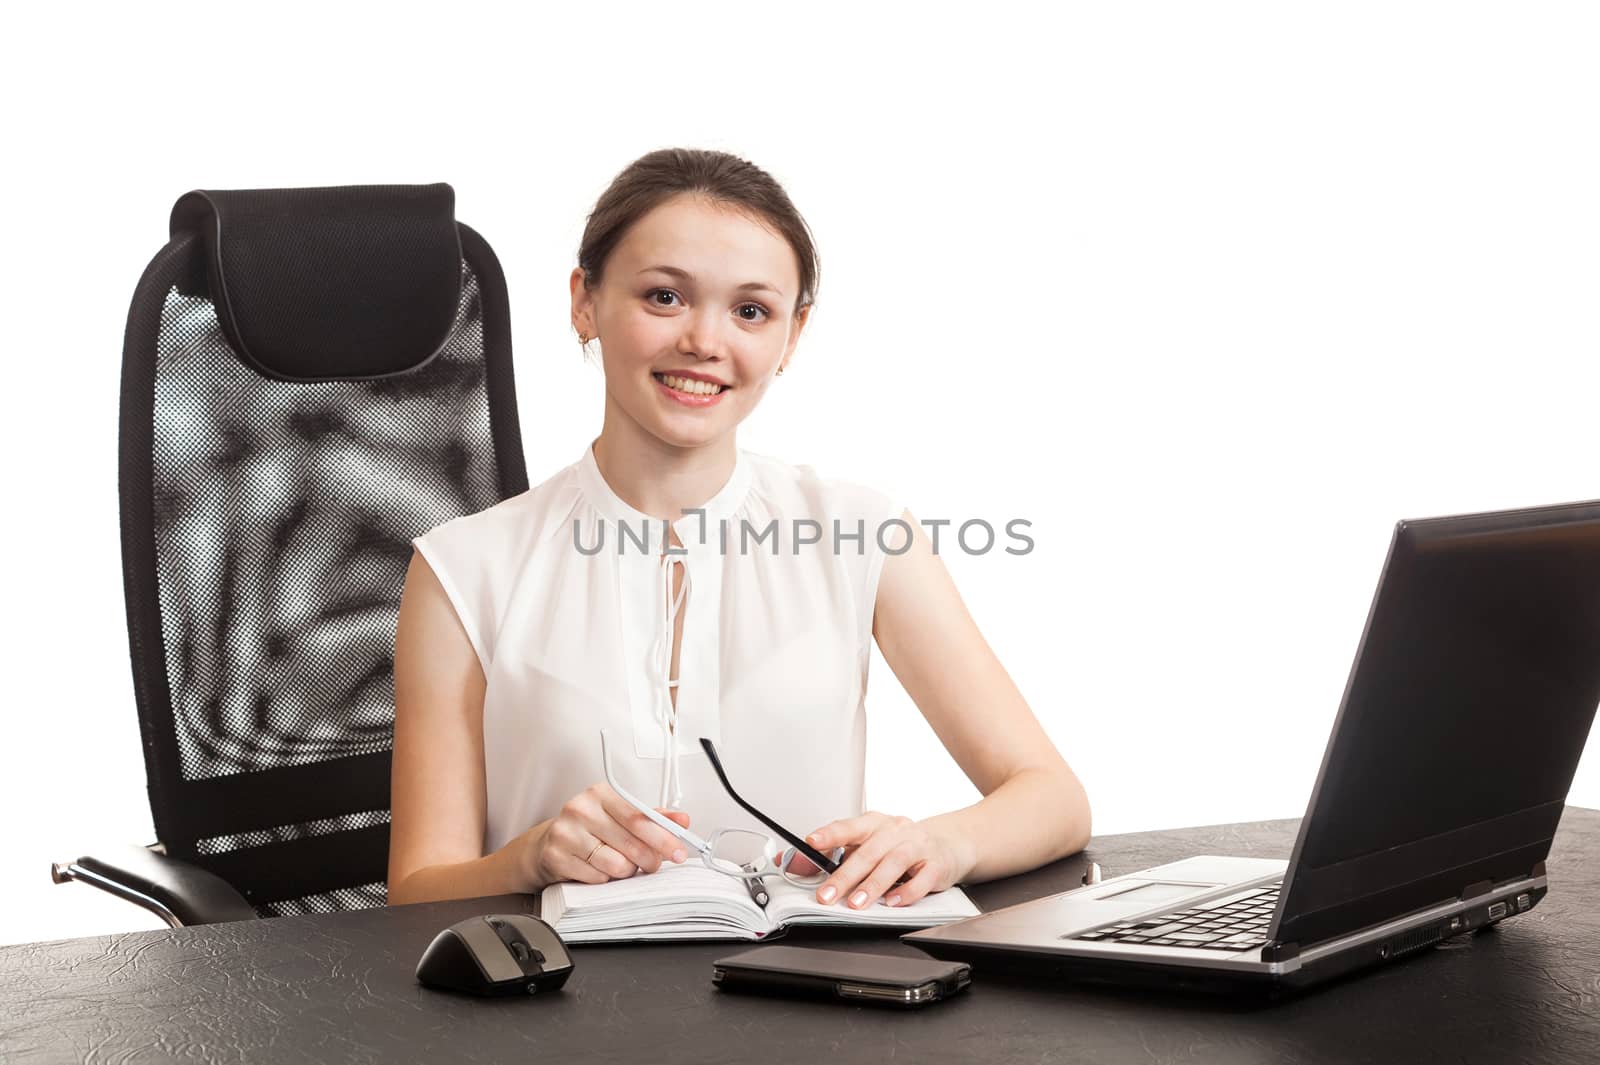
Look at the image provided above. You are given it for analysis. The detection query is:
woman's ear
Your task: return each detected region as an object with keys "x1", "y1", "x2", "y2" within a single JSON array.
[
  {"x1": 569, "y1": 266, "x2": 595, "y2": 337},
  {"x1": 780, "y1": 304, "x2": 812, "y2": 369}
]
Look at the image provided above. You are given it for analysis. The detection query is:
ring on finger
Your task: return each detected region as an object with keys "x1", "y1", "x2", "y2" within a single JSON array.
[{"x1": 585, "y1": 840, "x2": 606, "y2": 864}]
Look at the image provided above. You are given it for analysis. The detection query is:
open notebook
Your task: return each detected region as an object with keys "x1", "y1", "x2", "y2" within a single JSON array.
[{"x1": 541, "y1": 861, "x2": 980, "y2": 943}]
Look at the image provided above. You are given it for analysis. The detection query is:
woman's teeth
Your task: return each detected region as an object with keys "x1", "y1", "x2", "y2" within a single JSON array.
[{"x1": 655, "y1": 373, "x2": 727, "y2": 396}]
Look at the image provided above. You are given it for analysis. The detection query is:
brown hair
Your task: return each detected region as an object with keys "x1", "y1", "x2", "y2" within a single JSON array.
[{"x1": 577, "y1": 148, "x2": 820, "y2": 315}]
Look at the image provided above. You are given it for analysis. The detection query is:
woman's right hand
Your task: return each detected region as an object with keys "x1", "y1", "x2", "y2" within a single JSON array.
[{"x1": 524, "y1": 783, "x2": 692, "y2": 888}]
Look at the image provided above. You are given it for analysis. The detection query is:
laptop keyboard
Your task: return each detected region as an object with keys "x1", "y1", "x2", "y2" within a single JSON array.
[{"x1": 1071, "y1": 885, "x2": 1280, "y2": 951}]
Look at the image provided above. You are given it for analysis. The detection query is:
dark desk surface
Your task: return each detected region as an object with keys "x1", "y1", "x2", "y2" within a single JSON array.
[{"x1": 4, "y1": 809, "x2": 1597, "y2": 1065}]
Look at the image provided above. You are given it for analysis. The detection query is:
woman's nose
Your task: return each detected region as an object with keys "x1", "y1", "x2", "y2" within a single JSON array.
[{"x1": 676, "y1": 310, "x2": 728, "y2": 360}]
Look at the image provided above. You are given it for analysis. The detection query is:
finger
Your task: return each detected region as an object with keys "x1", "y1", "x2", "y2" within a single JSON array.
[
  {"x1": 844, "y1": 840, "x2": 921, "y2": 909},
  {"x1": 593, "y1": 782, "x2": 688, "y2": 840},
  {"x1": 588, "y1": 801, "x2": 675, "y2": 873},
  {"x1": 656, "y1": 811, "x2": 693, "y2": 863},
  {"x1": 568, "y1": 827, "x2": 640, "y2": 880},
  {"x1": 814, "y1": 825, "x2": 904, "y2": 904},
  {"x1": 806, "y1": 812, "x2": 896, "y2": 851},
  {"x1": 785, "y1": 851, "x2": 823, "y2": 877},
  {"x1": 614, "y1": 792, "x2": 691, "y2": 850},
  {"x1": 547, "y1": 844, "x2": 609, "y2": 885},
  {"x1": 884, "y1": 861, "x2": 942, "y2": 908},
  {"x1": 591, "y1": 792, "x2": 688, "y2": 868},
  {"x1": 784, "y1": 840, "x2": 847, "y2": 878},
  {"x1": 586, "y1": 840, "x2": 641, "y2": 880}
]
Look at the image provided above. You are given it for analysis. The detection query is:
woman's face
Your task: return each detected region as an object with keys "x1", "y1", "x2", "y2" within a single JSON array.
[{"x1": 571, "y1": 193, "x2": 809, "y2": 451}]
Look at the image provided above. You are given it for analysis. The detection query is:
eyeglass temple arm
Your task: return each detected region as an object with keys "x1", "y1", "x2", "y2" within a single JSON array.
[
  {"x1": 697, "y1": 738, "x2": 840, "y2": 874},
  {"x1": 599, "y1": 732, "x2": 711, "y2": 853}
]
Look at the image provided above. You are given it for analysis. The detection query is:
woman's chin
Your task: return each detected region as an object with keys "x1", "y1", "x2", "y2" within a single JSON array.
[
  {"x1": 641, "y1": 412, "x2": 725, "y2": 450},
  {"x1": 647, "y1": 397, "x2": 738, "y2": 441}
]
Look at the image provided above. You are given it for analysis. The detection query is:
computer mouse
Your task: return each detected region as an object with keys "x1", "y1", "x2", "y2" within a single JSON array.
[{"x1": 416, "y1": 913, "x2": 575, "y2": 996}]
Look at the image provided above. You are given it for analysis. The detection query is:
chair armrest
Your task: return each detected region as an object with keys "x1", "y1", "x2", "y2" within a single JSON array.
[{"x1": 52, "y1": 844, "x2": 259, "y2": 927}]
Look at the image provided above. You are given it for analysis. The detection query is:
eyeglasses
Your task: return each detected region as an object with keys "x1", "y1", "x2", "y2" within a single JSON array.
[{"x1": 598, "y1": 730, "x2": 844, "y2": 894}]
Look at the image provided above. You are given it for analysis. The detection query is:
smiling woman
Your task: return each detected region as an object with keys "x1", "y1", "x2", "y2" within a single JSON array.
[
  {"x1": 572, "y1": 162, "x2": 817, "y2": 450},
  {"x1": 385, "y1": 148, "x2": 1092, "y2": 916}
]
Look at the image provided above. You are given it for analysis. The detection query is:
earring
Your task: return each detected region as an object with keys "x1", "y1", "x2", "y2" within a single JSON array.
[
  {"x1": 776, "y1": 366, "x2": 786, "y2": 376},
  {"x1": 578, "y1": 331, "x2": 589, "y2": 345}
]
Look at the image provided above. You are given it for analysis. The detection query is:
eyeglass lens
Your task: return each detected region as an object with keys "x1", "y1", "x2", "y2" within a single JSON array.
[{"x1": 707, "y1": 830, "x2": 842, "y2": 887}]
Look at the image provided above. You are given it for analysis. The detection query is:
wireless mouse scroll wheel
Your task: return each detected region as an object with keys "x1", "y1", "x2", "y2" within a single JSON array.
[{"x1": 486, "y1": 918, "x2": 546, "y2": 967}]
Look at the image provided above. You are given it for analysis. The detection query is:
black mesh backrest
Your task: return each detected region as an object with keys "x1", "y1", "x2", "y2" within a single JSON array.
[{"x1": 119, "y1": 184, "x2": 527, "y2": 917}]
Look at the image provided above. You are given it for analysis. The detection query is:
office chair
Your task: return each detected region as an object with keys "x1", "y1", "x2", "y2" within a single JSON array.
[{"x1": 51, "y1": 184, "x2": 528, "y2": 926}]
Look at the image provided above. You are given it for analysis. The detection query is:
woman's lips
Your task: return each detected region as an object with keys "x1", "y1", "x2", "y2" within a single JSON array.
[{"x1": 653, "y1": 373, "x2": 729, "y2": 407}]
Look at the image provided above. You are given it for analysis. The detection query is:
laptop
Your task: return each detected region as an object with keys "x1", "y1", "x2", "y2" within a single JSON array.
[{"x1": 905, "y1": 499, "x2": 1600, "y2": 994}]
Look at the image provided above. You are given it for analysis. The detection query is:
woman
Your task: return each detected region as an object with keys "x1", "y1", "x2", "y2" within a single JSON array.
[{"x1": 387, "y1": 148, "x2": 1090, "y2": 913}]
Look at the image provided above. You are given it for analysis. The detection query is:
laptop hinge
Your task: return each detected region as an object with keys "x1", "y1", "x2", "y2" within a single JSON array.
[{"x1": 1261, "y1": 941, "x2": 1300, "y2": 963}]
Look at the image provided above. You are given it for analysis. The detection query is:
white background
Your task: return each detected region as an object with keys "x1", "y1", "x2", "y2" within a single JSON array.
[{"x1": 2, "y1": 2, "x2": 1596, "y2": 948}]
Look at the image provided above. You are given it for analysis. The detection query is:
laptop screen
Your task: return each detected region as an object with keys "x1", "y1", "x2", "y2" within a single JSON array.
[{"x1": 1275, "y1": 503, "x2": 1600, "y2": 949}]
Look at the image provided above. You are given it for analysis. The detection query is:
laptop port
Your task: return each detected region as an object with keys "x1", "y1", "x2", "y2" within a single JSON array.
[{"x1": 1487, "y1": 901, "x2": 1508, "y2": 921}]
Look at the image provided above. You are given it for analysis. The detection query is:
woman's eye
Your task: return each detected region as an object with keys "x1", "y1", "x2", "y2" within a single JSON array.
[
  {"x1": 737, "y1": 303, "x2": 771, "y2": 322},
  {"x1": 647, "y1": 289, "x2": 681, "y2": 307}
]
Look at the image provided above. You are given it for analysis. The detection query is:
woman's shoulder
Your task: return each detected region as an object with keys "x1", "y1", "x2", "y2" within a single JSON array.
[
  {"x1": 742, "y1": 447, "x2": 903, "y2": 524},
  {"x1": 741, "y1": 450, "x2": 907, "y2": 643},
  {"x1": 413, "y1": 456, "x2": 584, "y2": 557}
]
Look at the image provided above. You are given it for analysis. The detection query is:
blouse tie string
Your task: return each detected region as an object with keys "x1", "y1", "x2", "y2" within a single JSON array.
[{"x1": 650, "y1": 547, "x2": 692, "y2": 808}]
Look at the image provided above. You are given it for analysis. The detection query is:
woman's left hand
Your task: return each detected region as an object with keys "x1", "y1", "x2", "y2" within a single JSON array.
[{"x1": 802, "y1": 812, "x2": 974, "y2": 910}]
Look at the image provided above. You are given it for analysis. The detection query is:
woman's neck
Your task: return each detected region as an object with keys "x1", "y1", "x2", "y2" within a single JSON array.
[{"x1": 590, "y1": 416, "x2": 737, "y2": 524}]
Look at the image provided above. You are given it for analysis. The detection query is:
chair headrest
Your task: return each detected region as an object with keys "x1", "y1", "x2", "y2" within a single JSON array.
[{"x1": 170, "y1": 183, "x2": 463, "y2": 380}]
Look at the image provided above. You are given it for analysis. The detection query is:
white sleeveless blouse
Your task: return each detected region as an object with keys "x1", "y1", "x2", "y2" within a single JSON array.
[{"x1": 411, "y1": 442, "x2": 902, "y2": 855}]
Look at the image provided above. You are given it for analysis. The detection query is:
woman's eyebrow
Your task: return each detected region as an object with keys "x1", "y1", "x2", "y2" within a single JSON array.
[{"x1": 639, "y1": 264, "x2": 784, "y2": 298}]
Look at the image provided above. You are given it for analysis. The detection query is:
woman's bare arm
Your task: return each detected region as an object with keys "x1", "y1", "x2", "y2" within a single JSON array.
[
  {"x1": 386, "y1": 550, "x2": 687, "y2": 904},
  {"x1": 386, "y1": 550, "x2": 538, "y2": 905},
  {"x1": 805, "y1": 509, "x2": 1091, "y2": 909}
]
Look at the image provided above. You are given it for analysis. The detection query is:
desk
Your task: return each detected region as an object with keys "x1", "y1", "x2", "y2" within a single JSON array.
[{"x1": 3, "y1": 810, "x2": 1597, "y2": 1064}]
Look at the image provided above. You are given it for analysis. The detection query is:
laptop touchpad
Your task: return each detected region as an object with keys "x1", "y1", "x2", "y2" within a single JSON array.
[{"x1": 1095, "y1": 881, "x2": 1213, "y2": 905}]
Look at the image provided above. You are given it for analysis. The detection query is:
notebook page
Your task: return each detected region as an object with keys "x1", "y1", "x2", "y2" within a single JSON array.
[
  {"x1": 542, "y1": 861, "x2": 772, "y2": 941},
  {"x1": 767, "y1": 881, "x2": 980, "y2": 929}
]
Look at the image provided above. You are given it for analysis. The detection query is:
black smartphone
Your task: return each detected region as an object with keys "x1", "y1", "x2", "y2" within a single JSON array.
[{"x1": 711, "y1": 945, "x2": 971, "y2": 1008}]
